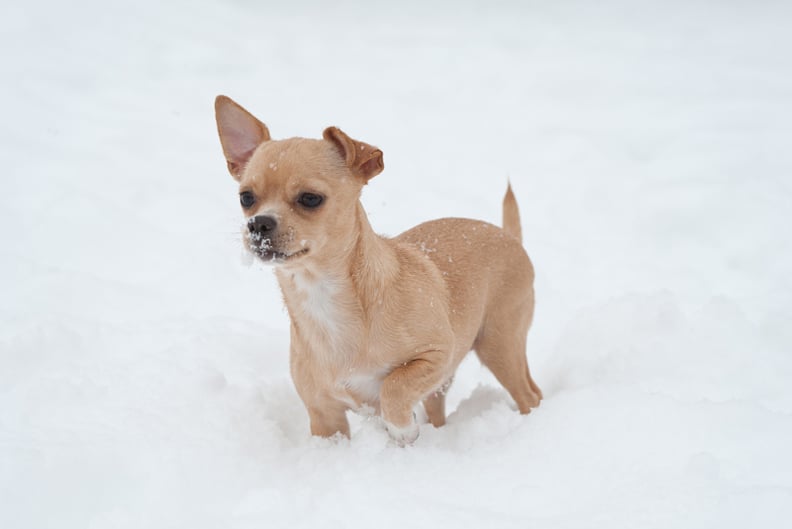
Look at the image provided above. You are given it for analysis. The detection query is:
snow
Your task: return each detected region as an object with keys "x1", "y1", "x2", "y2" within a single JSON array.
[{"x1": 2, "y1": 0, "x2": 791, "y2": 527}]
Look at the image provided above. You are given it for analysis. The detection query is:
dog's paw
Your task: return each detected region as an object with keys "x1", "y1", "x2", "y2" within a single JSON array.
[{"x1": 384, "y1": 418, "x2": 419, "y2": 446}]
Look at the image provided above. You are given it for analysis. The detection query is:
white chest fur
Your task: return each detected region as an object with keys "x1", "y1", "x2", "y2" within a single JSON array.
[
  {"x1": 281, "y1": 268, "x2": 359, "y2": 364},
  {"x1": 292, "y1": 271, "x2": 342, "y2": 335}
]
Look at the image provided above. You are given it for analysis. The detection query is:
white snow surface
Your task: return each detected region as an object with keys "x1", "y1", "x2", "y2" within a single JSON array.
[{"x1": 2, "y1": 1, "x2": 792, "y2": 527}]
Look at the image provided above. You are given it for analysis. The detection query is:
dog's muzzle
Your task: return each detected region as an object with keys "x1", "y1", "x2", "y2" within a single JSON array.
[{"x1": 245, "y1": 215, "x2": 308, "y2": 262}]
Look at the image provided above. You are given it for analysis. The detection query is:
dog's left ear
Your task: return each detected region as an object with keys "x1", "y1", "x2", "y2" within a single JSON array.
[{"x1": 323, "y1": 127, "x2": 384, "y2": 182}]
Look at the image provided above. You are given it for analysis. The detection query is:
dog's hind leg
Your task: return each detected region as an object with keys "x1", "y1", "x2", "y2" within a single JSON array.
[
  {"x1": 474, "y1": 314, "x2": 542, "y2": 413},
  {"x1": 423, "y1": 393, "x2": 446, "y2": 427},
  {"x1": 422, "y1": 377, "x2": 453, "y2": 427}
]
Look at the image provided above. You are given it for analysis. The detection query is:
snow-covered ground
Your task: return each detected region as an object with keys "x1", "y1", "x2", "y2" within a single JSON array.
[{"x1": 2, "y1": 0, "x2": 791, "y2": 527}]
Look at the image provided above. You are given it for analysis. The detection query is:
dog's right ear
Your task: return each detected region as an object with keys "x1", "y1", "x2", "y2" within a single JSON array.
[{"x1": 214, "y1": 95, "x2": 271, "y2": 180}]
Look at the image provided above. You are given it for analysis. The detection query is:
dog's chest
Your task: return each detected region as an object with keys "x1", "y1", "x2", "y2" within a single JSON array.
[
  {"x1": 293, "y1": 274, "x2": 342, "y2": 333},
  {"x1": 282, "y1": 270, "x2": 359, "y2": 358},
  {"x1": 282, "y1": 270, "x2": 389, "y2": 409}
]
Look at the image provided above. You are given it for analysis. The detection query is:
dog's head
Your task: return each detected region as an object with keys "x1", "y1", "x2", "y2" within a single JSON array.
[{"x1": 214, "y1": 95, "x2": 384, "y2": 267}]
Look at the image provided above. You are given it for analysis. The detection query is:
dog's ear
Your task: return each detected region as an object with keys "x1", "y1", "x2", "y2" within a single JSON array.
[
  {"x1": 323, "y1": 126, "x2": 384, "y2": 182},
  {"x1": 214, "y1": 95, "x2": 271, "y2": 180}
]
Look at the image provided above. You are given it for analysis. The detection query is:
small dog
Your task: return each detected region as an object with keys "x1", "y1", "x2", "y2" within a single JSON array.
[{"x1": 214, "y1": 95, "x2": 542, "y2": 444}]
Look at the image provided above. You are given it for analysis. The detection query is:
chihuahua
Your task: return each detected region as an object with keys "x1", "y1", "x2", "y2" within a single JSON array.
[{"x1": 214, "y1": 95, "x2": 542, "y2": 444}]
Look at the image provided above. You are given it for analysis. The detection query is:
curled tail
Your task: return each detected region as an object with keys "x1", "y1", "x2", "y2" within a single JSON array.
[{"x1": 502, "y1": 182, "x2": 523, "y2": 243}]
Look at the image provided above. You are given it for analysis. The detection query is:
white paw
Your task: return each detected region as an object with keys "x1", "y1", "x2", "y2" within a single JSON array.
[{"x1": 384, "y1": 419, "x2": 419, "y2": 446}]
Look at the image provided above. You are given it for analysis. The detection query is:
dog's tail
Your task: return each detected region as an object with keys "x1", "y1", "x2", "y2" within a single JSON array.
[{"x1": 502, "y1": 182, "x2": 523, "y2": 243}]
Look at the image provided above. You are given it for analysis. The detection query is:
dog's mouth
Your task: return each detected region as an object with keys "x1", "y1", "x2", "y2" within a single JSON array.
[
  {"x1": 248, "y1": 237, "x2": 309, "y2": 263},
  {"x1": 252, "y1": 247, "x2": 309, "y2": 263}
]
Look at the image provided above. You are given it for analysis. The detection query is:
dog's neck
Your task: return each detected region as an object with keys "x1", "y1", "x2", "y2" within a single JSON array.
[{"x1": 349, "y1": 201, "x2": 399, "y2": 302}]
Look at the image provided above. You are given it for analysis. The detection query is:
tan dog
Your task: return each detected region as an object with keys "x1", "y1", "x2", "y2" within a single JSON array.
[{"x1": 214, "y1": 95, "x2": 542, "y2": 444}]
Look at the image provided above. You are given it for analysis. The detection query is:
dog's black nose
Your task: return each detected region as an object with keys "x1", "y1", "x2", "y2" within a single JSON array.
[{"x1": 247, "y1": 215, "x2": 278, "y2": 235}]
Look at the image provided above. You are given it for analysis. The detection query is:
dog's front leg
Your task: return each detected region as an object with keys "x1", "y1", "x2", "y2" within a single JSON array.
[
  {"x1": 307, "y1": 402, "x2": 350, "y2": 439},
  {"x1": 380, "y1": 349, "x2": 450, "y2": 445},
  {"x1": 290, "y1": 343, "x2": 350, "y2": 439}
]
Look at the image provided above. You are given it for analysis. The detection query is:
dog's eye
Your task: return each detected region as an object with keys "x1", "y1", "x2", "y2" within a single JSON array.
[
  {"x1": 240, "y1": 191, "x2": 255, "y2": 208},
  {"x1": 297, "y1": 193, "x2": 324, "y2": 209}
]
